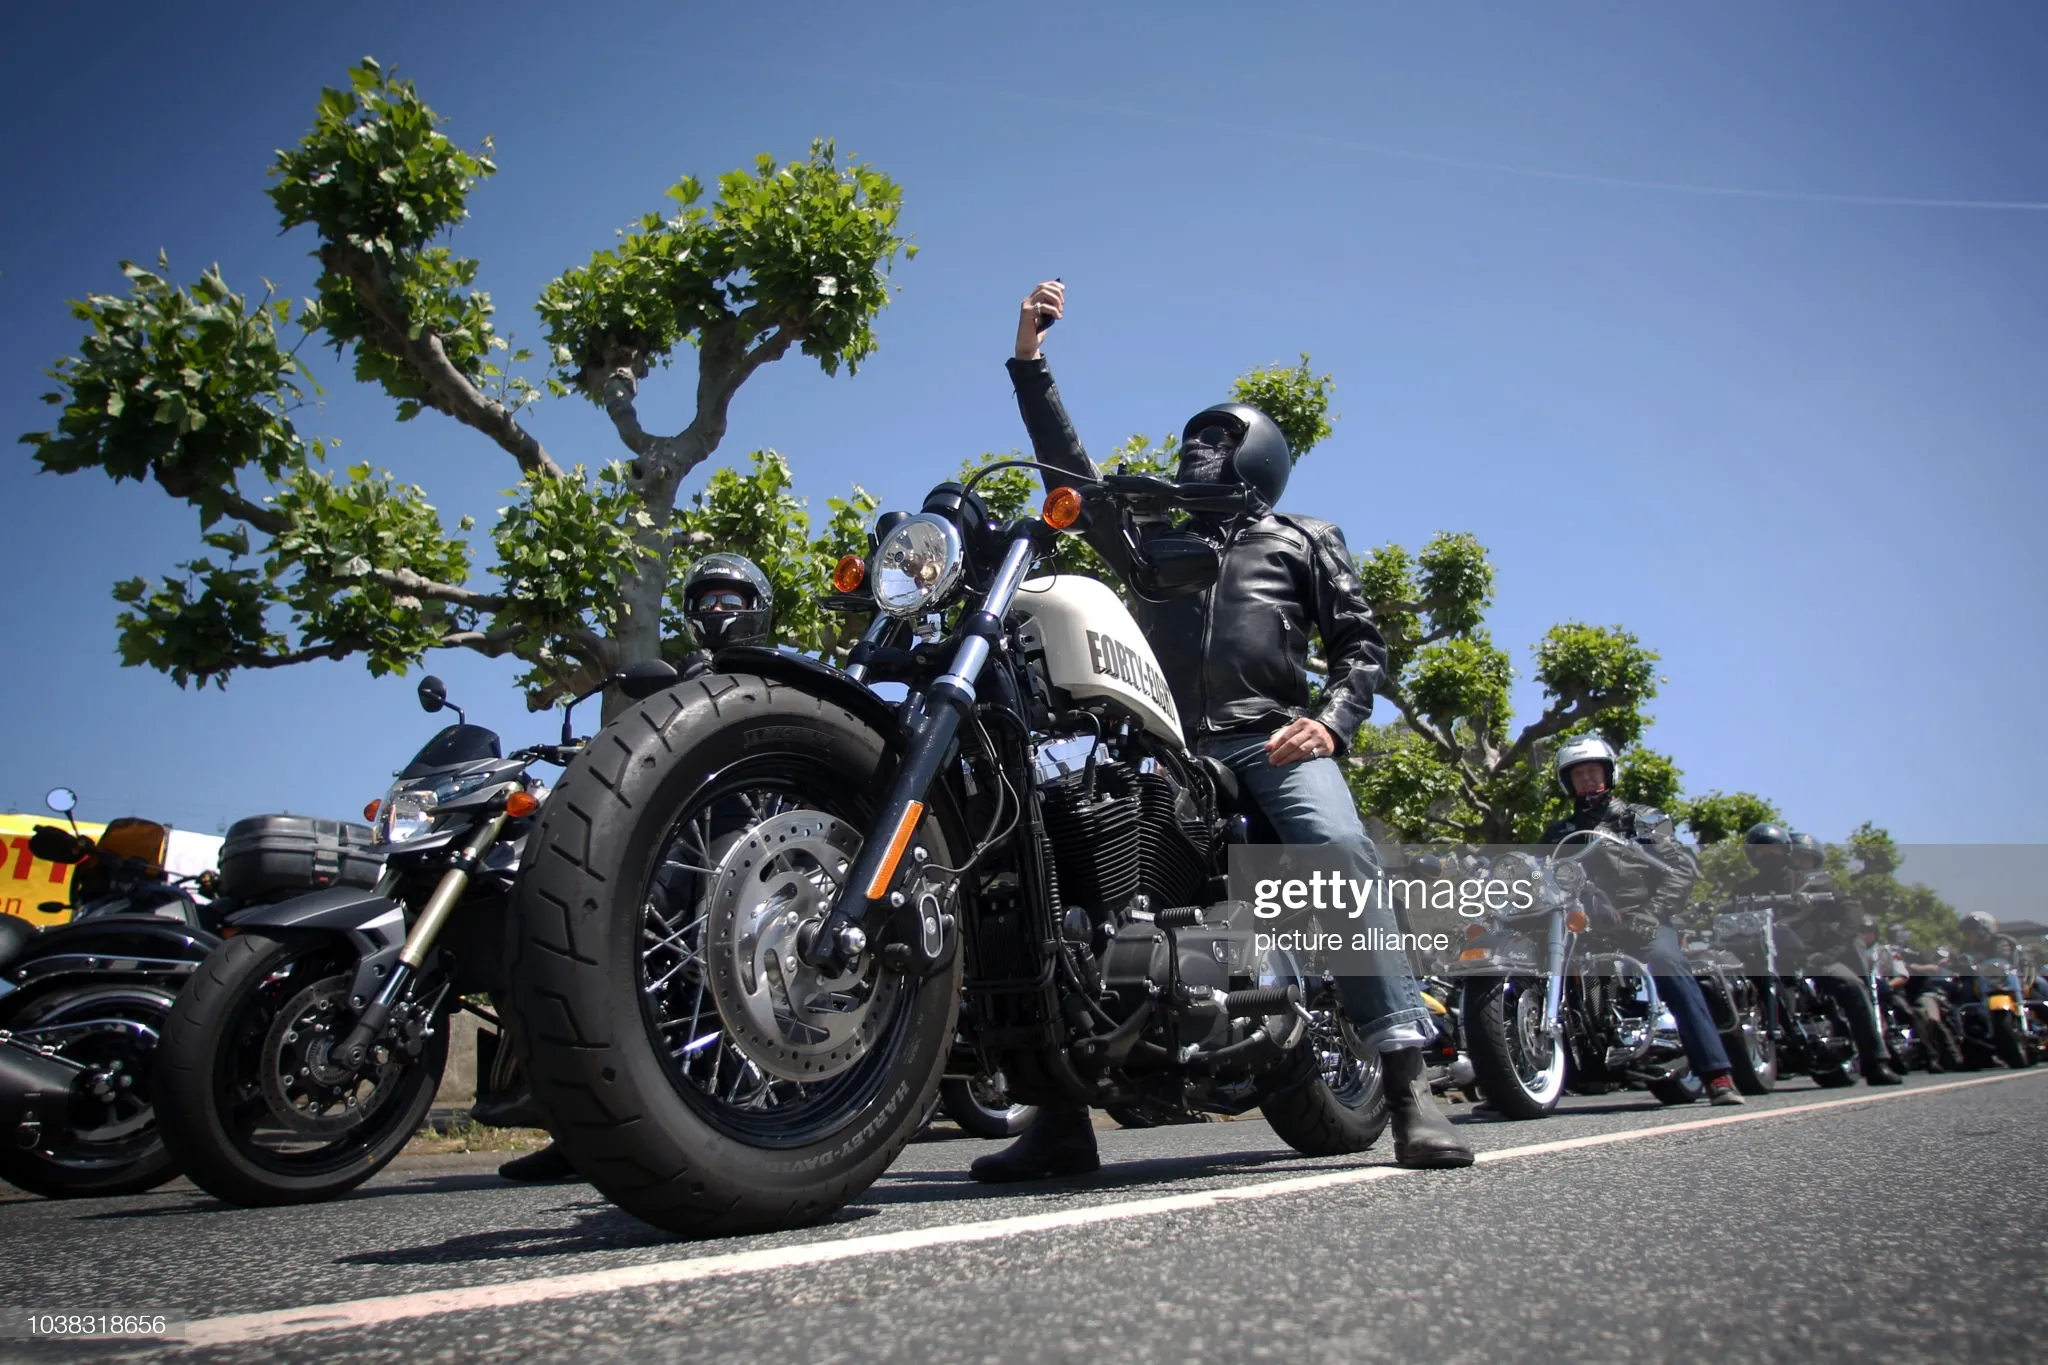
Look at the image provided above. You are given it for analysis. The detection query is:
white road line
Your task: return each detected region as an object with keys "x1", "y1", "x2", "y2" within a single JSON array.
[{"x1": 182, "y1": 1071, "x2": 2042, "y2": 1349}]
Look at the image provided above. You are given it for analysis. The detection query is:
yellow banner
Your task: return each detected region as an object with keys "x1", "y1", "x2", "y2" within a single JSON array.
[{"x1": 0, "y1": 814, "x2": 106, "y2": 927}]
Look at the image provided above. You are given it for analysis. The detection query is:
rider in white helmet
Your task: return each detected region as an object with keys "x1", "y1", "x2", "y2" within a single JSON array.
[{"x1": 1540, "y1": 735, "x2": 1744, "y2": 1105}]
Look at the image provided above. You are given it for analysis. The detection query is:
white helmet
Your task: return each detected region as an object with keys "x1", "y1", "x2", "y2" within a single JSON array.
[
  {"x1": 1554, "y1": 734, "x2": 1618, "y2": 797},
  {"x1": 1961, "y1": 911, "x2": 1999, "y2": 938}
]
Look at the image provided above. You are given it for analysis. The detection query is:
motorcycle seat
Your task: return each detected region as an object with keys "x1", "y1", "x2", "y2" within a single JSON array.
[
  {"x1": 1194, "y1": 755, "x2": 1249, "y2": 815},
  {"x1": 0, "y1": 914, "x2": 40, "y2": 973}
]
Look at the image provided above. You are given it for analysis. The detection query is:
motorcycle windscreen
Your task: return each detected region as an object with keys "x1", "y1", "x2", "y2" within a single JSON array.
[{"x1": 400, "y1": 723, "x2": 503, "y2": 778}]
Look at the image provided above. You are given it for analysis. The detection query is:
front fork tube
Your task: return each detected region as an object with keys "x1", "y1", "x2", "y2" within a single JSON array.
[
  {"x1": 1541, "y1": 913, "x2": 1569, "y2": 1038},
  {"x1": 806, "y1": 532, "x2": 1043, "y2": 972},
  {"x1": 331, "y1": 812, "x2": 508, "y2": 1071}
]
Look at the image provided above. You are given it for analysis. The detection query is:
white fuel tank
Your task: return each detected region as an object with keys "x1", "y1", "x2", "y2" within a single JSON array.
[{"x1": 1009, "y1": 576, "x2": 1184, "y2": 747}]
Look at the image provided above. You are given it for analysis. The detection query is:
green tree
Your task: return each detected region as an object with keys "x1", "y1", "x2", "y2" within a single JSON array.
[
  {"x1": 1679, "y1": 791, "x2": 1784, "y2": 846},
  {"x1": 1343, "y1": 532, "x2": 1669, "y2": 843},
  {"x1": 1827, "y1": 821, "x2": 1961, "y2": 950},
  {"x1": 22, "y1": 58, "x2": 911, "y2": 709}
]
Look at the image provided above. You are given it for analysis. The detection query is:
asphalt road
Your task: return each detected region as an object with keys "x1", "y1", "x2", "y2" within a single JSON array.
[{"x1": 2, "y1": 1070, "x2": 2041, "y2": 1365}]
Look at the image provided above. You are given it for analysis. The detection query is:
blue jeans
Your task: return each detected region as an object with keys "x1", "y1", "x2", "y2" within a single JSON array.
[
  {"x1": 1638, "y1": 925, "x2": 1734, "y2": 1078},
  {"x1": 1196, "y1": 733, "x2": 1433, "y2": 1052}
]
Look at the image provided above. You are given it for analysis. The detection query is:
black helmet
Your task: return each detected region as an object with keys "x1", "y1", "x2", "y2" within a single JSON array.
[
  {"x1": 683, "y1": 553, "x2": 773, "y2": 651},
  {"x1": 1177, "y1": 402, "x2": 1291, "y2": 508},
  {"x1": 1787, "y1": 831, "x2": 1824, "y2": 872},
  {"x1": 1743, "y1": 822, "x2": 1792, "y2": 870}
]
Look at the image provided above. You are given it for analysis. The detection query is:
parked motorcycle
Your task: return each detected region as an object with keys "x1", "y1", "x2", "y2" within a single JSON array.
[
  {"x1": 154, "y1": 664, "x2": 675, "y2": 1206},
  {"x1": 506, "y1": 469, "x2": 1390, "y2": 1235},
  {"x1": 1706, "y1": 896, "x2": 1860, "y2": 1088},
  {"x1": 1947, "y1": 949, "x2": 2034, "y2": 1070},
  {"x1": 1452, "y1": 833, "x2": 1727, "y2": 1118},
  {"x1": 0, "y1": 788, "x2": 234, "y2": 1198}
]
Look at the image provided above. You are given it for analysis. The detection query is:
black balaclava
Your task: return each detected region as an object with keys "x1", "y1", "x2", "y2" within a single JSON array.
[{"x1": 1177, "y1": 435, "x2": 1234, "y2": 487}]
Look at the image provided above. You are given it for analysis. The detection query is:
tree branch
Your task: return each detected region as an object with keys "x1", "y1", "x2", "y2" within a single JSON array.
[
  {"x1": 321, "y1": 242, "x2": 563, "y2": 479},
  {"x1": 1493, "y1": 690, "x2": 1601, "y2": 777},
  {"x1": 363, "y1": 565, "x2": 506, "y2": 613}
]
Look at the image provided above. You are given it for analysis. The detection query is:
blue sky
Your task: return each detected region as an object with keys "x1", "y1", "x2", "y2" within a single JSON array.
[{"x1": 1, "y1": 1, "x2": 2043, "y2": 849}]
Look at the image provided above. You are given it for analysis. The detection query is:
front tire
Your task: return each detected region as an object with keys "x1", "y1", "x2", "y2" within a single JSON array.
[
  {"x1": 1463, "y1": 976, "x2": 1567, "y2": 1119},
  {"x1": 1720, "y1": 980, "x2": 1778, "y2": 1096},
  {"x1": 508, "y1": 674, "x2": 962, "y2": 1238},
  {"x1": 153, "y1": 930, "x2": 447, "y2": 1206},
  {"x1": 1992, "y1": 1013, "x2": 2031, "y2": 1070}
]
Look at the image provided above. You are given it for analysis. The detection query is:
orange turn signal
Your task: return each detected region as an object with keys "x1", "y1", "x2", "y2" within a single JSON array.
[
  {"x1": 1458, "y1": 948, "x2": 1489, "y2": 962},
  {"x1": 505, "y1": 790, "x2": 540, "y2": 819},
  {"x1": 832, "y1": 554, "x2": 867, "y2": 594},
  {"x1": 1042, "y1": 486, "x2": 1084, "y2": 531},
  {"x1": 364, "y1": 800, "x2": 381, "y2": 821},
  {"x1": 1565, "y1": 909, "x2": 1590, "y2": 934}
]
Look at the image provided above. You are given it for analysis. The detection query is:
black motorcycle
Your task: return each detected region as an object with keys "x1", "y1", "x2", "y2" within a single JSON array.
[
  {"x1": 0, "y1": 788, "x2": 234, "y2": 1198},
  {"x1": 154, "y1": 665, "x2": 674, "y2": 1206},
  {"x1": 1707, "y1": 896, "x2": 1860, "y2": 1088},
  {"x1": 506, "y1": 469, "x2": 1390, "y2": 1236}
]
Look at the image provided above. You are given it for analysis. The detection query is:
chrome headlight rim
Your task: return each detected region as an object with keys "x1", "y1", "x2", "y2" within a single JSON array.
[{"x1": 869, "y1": 513, "x2": 965, "y2": 619}]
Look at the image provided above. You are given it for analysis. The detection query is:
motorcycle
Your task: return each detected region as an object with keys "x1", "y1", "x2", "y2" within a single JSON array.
[
  {"x1": 1948, "y1": 950, "x2": 2034, "y2": 1071},
  {"x1": 153, "y1": 664, "x2": 675, "y2": 1206},
  {"x1": 1452, "y1": 833, "x2": 1735, "y2": 1118},
  {"x1": 1705, "y1": 896, "x2": 1860, "y2": 1089},
  {"x1": 506, "y1": 469, "x2": 1390, "y2": 1236},
  {"x1": 0, "y1": 788, "x2": 235, "y2": 1198}
]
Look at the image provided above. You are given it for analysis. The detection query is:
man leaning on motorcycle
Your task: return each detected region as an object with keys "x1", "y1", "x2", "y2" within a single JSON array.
[
  {"x1": 972, "y1": 278, "x2": 1473, "y2": 1181},
  {"x1": 1540, "y1": 736, "x2": 1747, "y2": 1105}
]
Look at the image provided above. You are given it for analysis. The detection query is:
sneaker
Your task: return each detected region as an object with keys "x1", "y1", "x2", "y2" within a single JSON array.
[{"x1": 1707, "y1": 1074, "x2": 1745, "y2": 1107}]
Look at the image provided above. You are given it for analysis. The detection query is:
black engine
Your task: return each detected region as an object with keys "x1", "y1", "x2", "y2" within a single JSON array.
[{"x1": 1039, "y1": 760, "x2": 1214, "y2": 922}]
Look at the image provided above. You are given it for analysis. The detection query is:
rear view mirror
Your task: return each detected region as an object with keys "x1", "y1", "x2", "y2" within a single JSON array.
[
  {"x1": 417, "y1": 676, "x2": 447, "y2": 713},
  {"x1": 44, "y1": 787, "x2": 77, "y2": 815},
  {"x1": 618, "y1": 659, "x2": 680, "y2": 701}
]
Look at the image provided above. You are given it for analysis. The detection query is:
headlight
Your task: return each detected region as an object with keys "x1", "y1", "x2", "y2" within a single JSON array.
[
  {"x1": 380, "y1": 787, "x2": 439, "y2": 843},
  {"x1": 870, "y1": 513, "x2": 964, "y2": 618},
  {"x1": 378, "y1": 767, "x2": 503, "y2": 843}
]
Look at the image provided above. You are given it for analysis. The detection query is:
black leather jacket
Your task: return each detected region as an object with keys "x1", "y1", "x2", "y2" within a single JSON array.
[
  {"x1": 1007, "y1": 356, "x2": 1387, "y2": 751},
  {"x1": 1539, "y1": 796, "x2": 1697, "y2": 922}
]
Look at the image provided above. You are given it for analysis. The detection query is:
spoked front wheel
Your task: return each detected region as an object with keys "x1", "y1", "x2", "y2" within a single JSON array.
[
  {"x1": 509, "y1": 675, "x2": 962, "y2": 1237},
  {"x1": 1463, "y1": 976, "x2": 1568, "y2": 1119}
]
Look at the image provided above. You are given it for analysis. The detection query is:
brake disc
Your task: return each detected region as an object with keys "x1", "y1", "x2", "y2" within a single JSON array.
[
  {"x1": 702, "y1": 809, "x2": 902, "y2": 1084},
  {"x1": 259, "y1": 975, "x2": 404, "y2": 1136}
]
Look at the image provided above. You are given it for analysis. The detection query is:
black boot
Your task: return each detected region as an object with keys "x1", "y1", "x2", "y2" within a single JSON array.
[
  {"x1": 498, "y1": 1142, "x2": 578, "y2": 1182},
  {"x1": 968, "y1": 1104, "x2": 1099, "y2": 1183},
  {"x1": 1842, "y1": 993, "x2": 1903, "y2": 1086},
  {"x1": 1384, "y1": 1047, "x2": 1474, "y2": 1169}
]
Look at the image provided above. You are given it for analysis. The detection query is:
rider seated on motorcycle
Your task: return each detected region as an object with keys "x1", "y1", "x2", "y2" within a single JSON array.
[
  {"x1": 1734, "y1": 824, "x2": 1901, "y2": 1086},
  {"x1": 1955, "y1": 911, "x2": 2028, "y2": 1004},
  {"x1": 1540, "y1": 736, "x2": 1745, "y2": 1106},
  {"x1": 488, "y1": 552, "x2": 778, "y2": 1183},
  {"x1": 978, "y1": 278, "x2": 1472, "y2": 1179}
]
